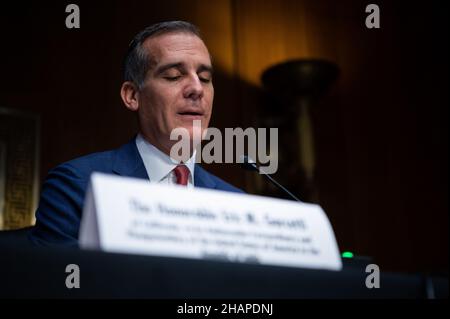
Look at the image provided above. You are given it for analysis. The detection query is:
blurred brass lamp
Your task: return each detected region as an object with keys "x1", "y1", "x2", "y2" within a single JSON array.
[{"x1": 261, "y1": 59, "x2": 339, "y2": 203}]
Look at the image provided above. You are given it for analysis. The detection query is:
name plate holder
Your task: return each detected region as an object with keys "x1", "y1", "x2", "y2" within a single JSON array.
[{"x1": 80, "y1": 173, "x2": 342, "y2": 271}]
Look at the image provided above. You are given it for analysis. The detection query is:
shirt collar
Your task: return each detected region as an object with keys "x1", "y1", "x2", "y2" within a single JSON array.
[{"x1": 135, "y1": 133, "x2": 196, "y2": 183}]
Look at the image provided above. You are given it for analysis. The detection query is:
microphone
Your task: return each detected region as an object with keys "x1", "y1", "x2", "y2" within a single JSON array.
[{"x1": 240, "y1": 155, "x2": 302, "y2": 202}]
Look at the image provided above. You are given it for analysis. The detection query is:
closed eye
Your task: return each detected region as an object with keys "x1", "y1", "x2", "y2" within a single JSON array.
[
  {"x1": 164, "y1": 76, "x2": 181, "y2": 81},
  {"x1": 198, "y1": 71, "x2": 212, "y2": 83},
  {"x1": 199, "y1": 77, "x2": 211, "y2": 83}
]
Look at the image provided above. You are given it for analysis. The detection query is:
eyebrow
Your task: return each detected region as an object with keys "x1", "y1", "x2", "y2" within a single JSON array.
[
  {"x1": 155, "y1": 63, "x2": 183, "y2": 75},
  {"x1": 198, "y1": 64, "x2": 214, "y2": 75},
  {"x1": 155, "y1": 62, "x2": 213, "y2": 76}
]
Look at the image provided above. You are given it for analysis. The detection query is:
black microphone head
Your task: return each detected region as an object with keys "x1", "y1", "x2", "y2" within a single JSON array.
[{"x1": 240, "y1": 155, "x2": 259, "y2": 172}]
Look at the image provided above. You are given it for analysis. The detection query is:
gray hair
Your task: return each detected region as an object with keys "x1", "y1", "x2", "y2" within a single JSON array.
[{"x1": 123, "y1": 21, "x2": 201, "y2": 89}]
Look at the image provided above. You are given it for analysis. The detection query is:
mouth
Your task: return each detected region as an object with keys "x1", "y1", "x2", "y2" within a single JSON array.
[{"x1": 177, "y1": 110, "x2": 204, "y2": 119}]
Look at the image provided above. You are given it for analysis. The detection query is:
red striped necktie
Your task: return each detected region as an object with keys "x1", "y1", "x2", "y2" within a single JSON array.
[{"x1": 173, "y1": 165, "x2": 190, "y2": 186}]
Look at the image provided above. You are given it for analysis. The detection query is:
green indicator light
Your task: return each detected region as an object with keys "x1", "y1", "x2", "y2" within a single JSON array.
[{"x1": 342, "y1": 251, "x2": 354, "y2": 258}]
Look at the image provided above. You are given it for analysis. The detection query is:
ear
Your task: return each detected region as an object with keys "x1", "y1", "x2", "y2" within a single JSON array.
[{"x1": 120, "y1": 81, "x2": 140, "y2": 111}]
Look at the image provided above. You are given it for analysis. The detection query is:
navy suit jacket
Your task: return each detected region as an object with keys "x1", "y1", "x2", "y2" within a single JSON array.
[{"x1": 29, "y1": 138, "x2": 244, "y2": 246}]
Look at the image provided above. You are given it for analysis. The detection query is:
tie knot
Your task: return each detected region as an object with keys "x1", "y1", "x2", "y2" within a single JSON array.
[{"x1": 173, "y1": 165, "x2": 190, "y2": 186}]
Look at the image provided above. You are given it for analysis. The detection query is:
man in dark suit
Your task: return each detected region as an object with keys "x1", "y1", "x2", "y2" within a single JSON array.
[{"x1": 29, "y1": 21, "x2": 243, "y2": 246}]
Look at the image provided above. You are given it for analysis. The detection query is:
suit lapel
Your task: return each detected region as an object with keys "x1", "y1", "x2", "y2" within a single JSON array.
[
  {"x1": 111, "y1": 137, "x2": 149, "y2": 180},
  {"x1": 194, "y1": 164, "x2": 217, "y2": 189}
]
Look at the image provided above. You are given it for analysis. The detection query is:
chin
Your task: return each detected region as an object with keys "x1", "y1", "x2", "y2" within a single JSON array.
[
  {"x1": 176, "y1": 121, "x2": 205, "y2": 137},
  {"x1": 187, "y1": 127, "x2": 205, "y2": 142}
]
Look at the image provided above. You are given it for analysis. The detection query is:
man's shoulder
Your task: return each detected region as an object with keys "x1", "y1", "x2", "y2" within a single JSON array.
[{"x1": 50, "y1": 148, "x2": 119, "y2": 180}]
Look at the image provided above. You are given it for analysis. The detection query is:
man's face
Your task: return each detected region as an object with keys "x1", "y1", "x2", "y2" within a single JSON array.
[{"x1": 136, "y1": 32, "x2": 214, "y2": 155}]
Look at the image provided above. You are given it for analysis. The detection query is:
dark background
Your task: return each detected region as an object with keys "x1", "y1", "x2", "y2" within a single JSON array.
[{"x1": 0, "y1": 0, "x2": 448, "y2": 275}]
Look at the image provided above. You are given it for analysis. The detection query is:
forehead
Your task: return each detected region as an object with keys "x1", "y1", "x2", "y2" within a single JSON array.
[{"x1": 143, "y1": 32, "x2": 211, "y2": 66}]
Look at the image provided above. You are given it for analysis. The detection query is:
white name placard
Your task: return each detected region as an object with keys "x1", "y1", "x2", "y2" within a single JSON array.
[{"x1": 79, "y1": 173, "x2": 342, "y2": 271}]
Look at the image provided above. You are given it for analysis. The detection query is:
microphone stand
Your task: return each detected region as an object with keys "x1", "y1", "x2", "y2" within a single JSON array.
[{"x1": 241, "y1": 155, "x2": 302, "y2": 202}]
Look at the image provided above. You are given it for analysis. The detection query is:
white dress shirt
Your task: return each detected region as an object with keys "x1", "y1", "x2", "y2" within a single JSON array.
[{"x1": 135, "y1": 134, "x2": 195, "y2": 188}]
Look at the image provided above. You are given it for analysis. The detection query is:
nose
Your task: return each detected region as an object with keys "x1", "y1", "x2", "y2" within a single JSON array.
[{"x1": 183, "y1": 74, "x2": 204, "y2": 101}]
